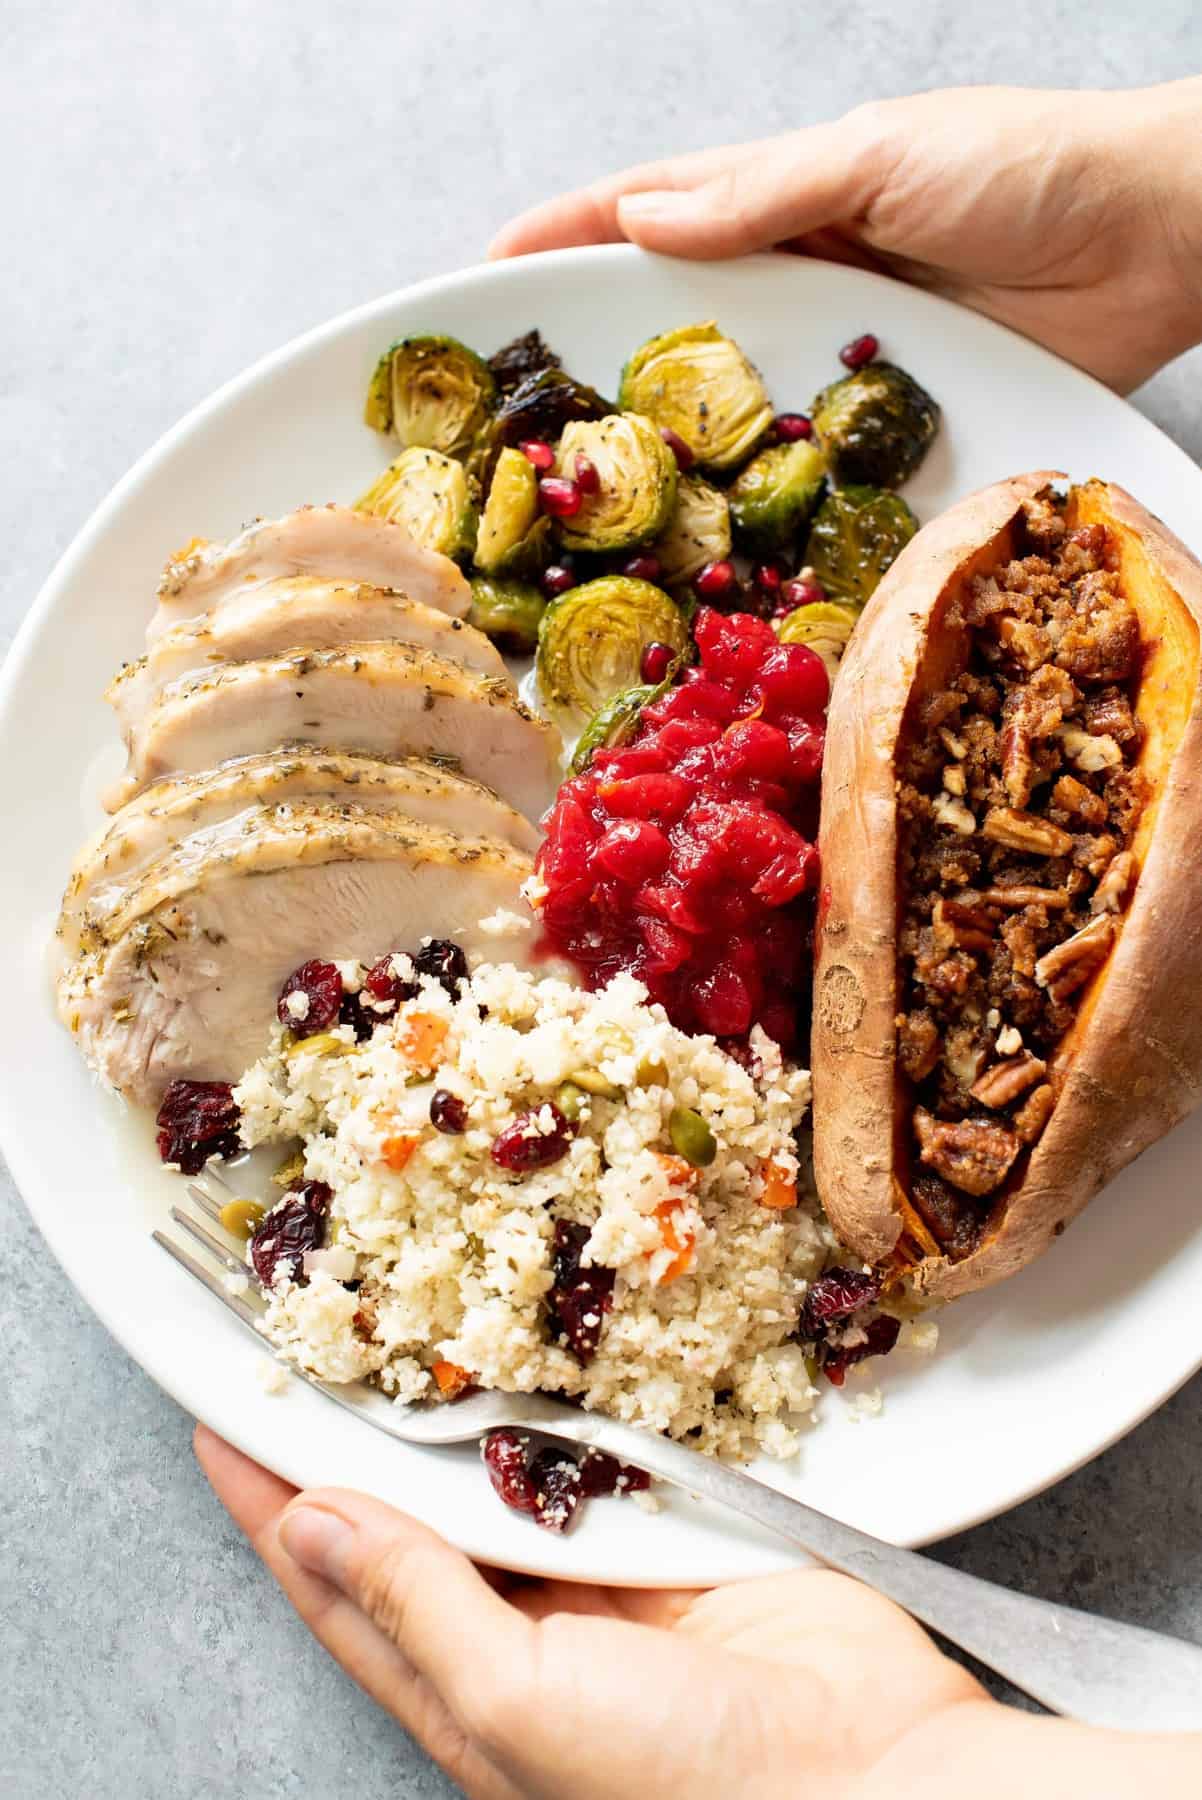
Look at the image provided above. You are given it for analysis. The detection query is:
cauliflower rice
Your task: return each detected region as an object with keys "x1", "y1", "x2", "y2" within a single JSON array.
[{"x1": 235, "y1": 961, "x2": 840, "y2": 1459}]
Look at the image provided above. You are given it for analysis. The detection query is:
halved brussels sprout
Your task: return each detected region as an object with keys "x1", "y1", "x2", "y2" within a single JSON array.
[
  {"x1": 571, "y1": 679, "x2": 669, "y2": 773},
  {"x1": 488, "y1": 329, "x2": 561, "y2": 397},
  {"x1": 356, "y1": 447, "x2": 478, "y2": 563},
  {"x1": 810, "y1": 361, "x2": 939, "y2": 488},
  {"x1": 474, "y1": 447, "x2": 542, "y2": 576},
  {"x1": 805, "y1": 485, "x2": 919, "y2": 606},
  {"x1": 364, "y1": 334, "x2": 496, "y2": 460},
  {"x1": 650, "y1": 473, "x2": 732, "y2": 588},
  {"x1": 537, "y1": 576, "x2": 688, "y2": 726},
  {"x1": 777, "y1": 599, "x2": 861, "y2": 685},
  {"x1": 467, "y1": 575, "x2": 546, "y2": 655},
  {"x1": 617, "y1": 322, "x2": 773, "y2": 471},
  {"x1": 554, "y1": 414, "x2": 677, "y2": 553},
  {"x1": 729, "y1": 440, "x2": 826, "y2": 555}
]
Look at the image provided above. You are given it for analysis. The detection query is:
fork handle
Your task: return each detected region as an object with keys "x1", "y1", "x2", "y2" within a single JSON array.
[{"x1": 533, "y1": 1405, "x2": 1202, "y2": 1732}]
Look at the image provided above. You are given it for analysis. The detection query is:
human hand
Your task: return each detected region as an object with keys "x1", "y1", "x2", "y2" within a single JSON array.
[{"x1": 489, "y1": 81, "x2": 1202, "y2": 393}]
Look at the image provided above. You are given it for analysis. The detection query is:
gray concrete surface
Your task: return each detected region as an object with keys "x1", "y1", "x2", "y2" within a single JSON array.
[{"x1": 4, "y1": 2, "x2": 1202, "y2": 1794}]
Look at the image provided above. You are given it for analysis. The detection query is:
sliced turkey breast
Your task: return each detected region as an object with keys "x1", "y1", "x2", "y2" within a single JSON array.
[
  {"x1": 111, "y1": 578, "x2": 507, "y2": 738},
  {"x1": 58, "y1": 805, "x2": 543, "y2": 1104},
  {"x1": 60, "y1": 750, "x2": 541, "y2": 957},
  {"x1": 148, "y1": 505, "x2": 470, "y2": 641},
  {"x1": 106, "y1": 643, "x2": 562, "y2": 821}
]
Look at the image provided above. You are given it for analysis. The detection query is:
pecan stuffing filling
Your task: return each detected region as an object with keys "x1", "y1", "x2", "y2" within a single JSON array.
[{"x1": 895, "y1": 493, "x2": 1146, "y2": 1258}]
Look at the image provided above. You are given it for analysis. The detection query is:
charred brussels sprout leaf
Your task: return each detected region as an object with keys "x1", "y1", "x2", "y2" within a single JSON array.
[
  {"x1": 651, "y1": 473, "x2": 732, "y2": 587},
  {"x1": 488, "y1": 329, "x2": 562, "y2": 397},
  {"x1": 805, "y1": 486, "x2": 919, "y2": 606},
  {"x1": 571, "y1": 679, "x2": 671, "y2": 773},
  {"x1": 468, "y1": 576, "x2": 546, "y2": 655},
  {"x1": 474, "y1": 446, "x2": 549, "y2": 577},
  {"x1": 729, "y1": 439, "x2": 826, "y2": 555},
  {"x1": 490, "y1": 367, "x2": 612, "y2": 455},
  {"x1": 777, "y1": 599, "x2": 861, "y2": 685},
  {"x1": 811, "y1": 361, "x2": 939, "y2": 489},
  {"x1": 537, "y1": 576, "x2": 688, "y2": 726},
  {"x1": 554, "y1": 414, "x2": 677, "y2": 553},
  {"x1": 617, "y1": 321, "x2": 773, "y2": 471},
  {"x1": 364, "y1": 334, "x2": 496, "y2": 460},
  {"x1": 356, "y1": 447, "x2": 478, "y2": 563}
]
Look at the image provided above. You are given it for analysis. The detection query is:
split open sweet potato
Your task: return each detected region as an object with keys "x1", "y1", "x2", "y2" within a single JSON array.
[{"x1": 812, "y1": 472, "x2": 1202, "y2": 1300}]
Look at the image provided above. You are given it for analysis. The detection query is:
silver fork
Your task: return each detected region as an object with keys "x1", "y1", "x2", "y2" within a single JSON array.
[{"x1": 157, "y1": 1182, "x2": 1202, "y2": 1733}]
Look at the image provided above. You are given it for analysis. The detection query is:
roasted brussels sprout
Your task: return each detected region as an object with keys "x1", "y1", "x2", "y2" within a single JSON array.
[
  {"x1": 617, "y1": 322, "x2": 773, "y2": 471},
  {"x1": 364, "y1": 334, "x2": 496, "y2": 460},
  {"x1": 488, "y1": 329, "x2": 561, "y2": 396},
  {"x1": 474, "y1": 446, "x2": 548, "y2": 577},
  {"x1": 805, "y1": 486, "x2": 919, "y2": 606},
  {"x1": 554, "y1": 414, "x2": 678, "y2": 553},
  {"x1": 810, "y1": 361, "x2": 939, "y2": 488},
  {"x1": 537, "y1": 576, "x2": 688, "y2": 726},
  {"x1": 650, "y1": 473, "x2": 732, "y2": 587},
  {"x1": 728, "y1": 439, "x2": 826, "y2": 555},
  {"x1": 356, "y1": 447, "x2": 478, "y2": 563},
  {"x1": 467, "y1": 575, "x2": 546, "y2": 655},
  {"x1": 777, "y1": 599, "x2": 861, "y2": 685},
  {"x1": 490, "y1": 367, "x2": 612, "y2": 453},
  {"x1": 570, "y1": 680, "x2": 666, "y2": 773}
]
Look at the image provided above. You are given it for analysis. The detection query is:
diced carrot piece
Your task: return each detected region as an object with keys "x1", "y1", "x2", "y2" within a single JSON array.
[
  {"x1": 396, "y1": 1010, "x2": 449, "y2": 1068},
  {"x1": 654, "y1": 1199, "x2": 695, "y2": 1282},
  {"x1": 431, "y1": 1360, "x2": 474, "y2": 1400},
  {"x1": 380, "y1": 1132, "x2": 421, "y2": 1171},
  {"x1": 654, "y1": 1152, "x2": 700, "y2": 1191},
  {"x1": 760, "y1": 1160, "x2": 797, "y2": 1209}
]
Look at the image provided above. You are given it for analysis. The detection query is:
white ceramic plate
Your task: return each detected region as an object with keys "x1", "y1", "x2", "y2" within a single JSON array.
[{"x1": 5, "y1": 246, "x2": 1202, "y2": 1585}]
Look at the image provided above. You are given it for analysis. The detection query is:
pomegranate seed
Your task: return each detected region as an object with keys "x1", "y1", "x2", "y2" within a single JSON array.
[
  {"x1": 491, "y1": 1104, "x2": 574, "y2": 1172},
  {"x1": 519, "y1": 438, "x2": 554, "y2": 470},
  {"x1": 839, "y1": 333, "x2": 879, "y2": 371},
  {"x1": 754, "y1": 563, "x2": 783, "y2": 594},
  {"x1": 541, "y1": 563, "x2": 577, "y2": 599},
  {"x1": 623, "y1": 553, "x2": 661, "y2": 583},
  {"x1": 155, "y1": 1080, "x2": 241, "y2": 1174},
  {"x1": 659, "y1": 426, "x2": 694, "y2": 470},
  {"x1": 774, "y1": 412, "x2": 813, "y2": 441},
  {"x1": 277, "y1": 960, "x2": 343, "y2": 1033},
  {"x1": 538, "y1": 476, "x2": 583, "y2": 518},
  {"x1": 640, "y1": 640, "x2": 675, "y2": 684},
  {"x1": 777, "y1": 575, "x2": 827, "y2": 616},
  {"x1": 694, "y1": 559, "x2": 737, "y2": 601},
  {"x1": 429, "y1": 1089, "x2": 468, "y2": 1134},
  {"x1": 574, "y1": 453, "x2": 600, "y2": 494}
]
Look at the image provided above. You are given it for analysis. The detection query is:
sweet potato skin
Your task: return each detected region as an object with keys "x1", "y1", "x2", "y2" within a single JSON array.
[{"x1": 812, "y1": 474, "x2": 1202, "y2": 1300}]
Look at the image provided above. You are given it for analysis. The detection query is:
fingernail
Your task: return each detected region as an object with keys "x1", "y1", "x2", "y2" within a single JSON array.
[
  {"x1": 619, "y1": 189, "x2": 688, "y2": 220},
  {"x1": 278, "y1": 1505, "x2": 354, "y2": 1583}
]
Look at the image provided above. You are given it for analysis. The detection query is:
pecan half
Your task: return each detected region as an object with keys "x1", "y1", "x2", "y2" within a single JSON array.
[
  {"x1": 970, "y1": 1050, "x2": 1048, "y2": 1110},
  {"x1": 914, "y1": 1107, "x2": 1021, "y2": 1197},
  {"x1": 1051, "y1": 773, "x2": 1109, "y2": 825},
  {"x1": 933, "y1": 896, "x2": 993, "y2": 953},
  {"x1": 1035, "y1": 913, "x2": 1115, "y2": 999},
  {"x1": 982, "y1": 807, "x2": 1074, "y2": 858},
  {"x1": 980, "y1": 884, "x2": 1070, "y2": 911},
  {"x1": 1014, "y1": 1083, "x2": 1055, "y2": 1145},
  {"x1": 1091, "y1": 849, "x2": 1136, "y2": 915}
]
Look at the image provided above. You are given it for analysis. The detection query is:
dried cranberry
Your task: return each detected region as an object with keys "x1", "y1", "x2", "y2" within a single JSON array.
[
  {"x1": 694, "y1": 559, "x2": 737, "y2": 601},
  {"x1": 429, "y1": 1088, "x2": 468, "y2": 1134},
  {"x1": 539, "y1": 475, "x2": 583, "y2": 518},
  {"x1": 773, "y1": 411, "x2": 813, "y2": 441},
  {"x1": 548, "y1": 1219, "x2": 615, "y2": 1361},
  {"x1": 659, "y1": 426, "x2": 694, "y2": 469},
  {"x1": 250, "y1": 1181, "x2": 331, "y2": 1289},
  {"x1": 412, "y1": 938, "x2": 469, "y2": 997},
  {"x1": 491, "y1": 1103, "x2": 573, "y2": 1173},
  {"x1": 541, "y1": 563, "x2": 577, "y2": 599},
  {"x1": 579, "y1": 1448, "x2": 651, "y2": 1497},
  {"x1": 574, "y1": 452, "x2": 600, "y2": 495},
  {"x1": 639, "y1": 640, "x2": 675, "y2": 684},
  {"x1": 362, "y1": 951, "x2": 418, "y2": 1014},
  {"x1": 839, "y1": 333, "x2": 879, "y2": 371},
  {"x1": 798, "y1": 1267, "x2": 881, "y2": 1339},
  {"x1": 482, "y1": 1429, "x2": 539, "y2": 1513},
  {"x1": 823, "y1": 1312, "x2": 901, "y2": 1386},
  {"x1": 529, "y1": 1445, "x2": 584, "y2": 1532},
  {"x1": 338, "y1": 989, "x2": 375, "y2": 1041},
  {"x1": 155, "y1": 1080, "x2": 241, "y2": 1175},
  {"x1": 277, "y1": 960, "x2": 342, "y2": 1033},
  {"x1": 519, "y1": 438, "x2": 555, "y2": 470},
  {"x1": 623, "y1": 554, "x2": 662, "y2": 584}
]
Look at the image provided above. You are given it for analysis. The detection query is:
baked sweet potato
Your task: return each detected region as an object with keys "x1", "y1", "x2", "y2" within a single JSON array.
[{"x1": 812, "y1": 472, "x2": 1202, "y2": 1300}]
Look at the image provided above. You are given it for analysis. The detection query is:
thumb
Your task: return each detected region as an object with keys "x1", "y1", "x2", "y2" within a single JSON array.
[{"x1": 616, "y1": 113, "x2": 887, "y2": 259}]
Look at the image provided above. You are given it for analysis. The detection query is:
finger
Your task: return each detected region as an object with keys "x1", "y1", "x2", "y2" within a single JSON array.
[
  {"x1": 196, "y1": 1435, "x2": 520, "y2": 1800},
  {"x1": 614, "y1": 117, "x2": 885, "y2": 260},
  {"x1": 487, "y1": 138, "x2": 769, "y2": 258},
  {"x1": 509, "y1": 1577, "x2": 700, "y2": 1630}
]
